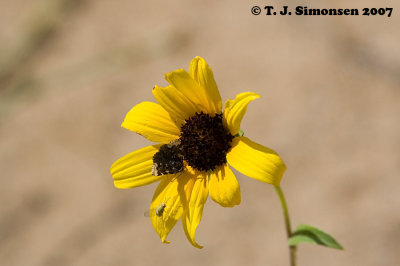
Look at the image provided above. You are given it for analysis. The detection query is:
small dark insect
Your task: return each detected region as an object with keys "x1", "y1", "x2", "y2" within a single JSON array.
[{"x1": 152, "y1": 139, "x2": 184, "y2": 176}]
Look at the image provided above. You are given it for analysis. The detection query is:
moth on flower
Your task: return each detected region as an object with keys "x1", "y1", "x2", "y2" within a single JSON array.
[
  {"x1": 151, "y1": 139, "x2": 184, "y2": 176},
  {"x1": 110, "y1": 56, "x2": 286, "y2": 248}
]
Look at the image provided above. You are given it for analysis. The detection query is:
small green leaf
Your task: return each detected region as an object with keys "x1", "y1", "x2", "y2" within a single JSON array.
[
  {"x1": 289, "y1": 224, "x2": 344, "y2": 250},
  {"x1": 235, "y1": 129, "x2": 244, "y2": 137}
]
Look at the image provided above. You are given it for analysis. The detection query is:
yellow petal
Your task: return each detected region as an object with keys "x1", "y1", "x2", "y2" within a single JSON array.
[
  {"x1": 189, "y1": 56, "x2": 222, "y2": 113},
  {"x1": 121, "y1": 102, "x2": 180, "y2": 144},
  {"x1": 149, "y1": 174, "x2": 186, "y2": 244},
  {"x1": 182, "y1": 173, "x2": 208, "y2": 249},
  {"x1": 227, "y1": 137, "x2": 286, "y2": 186},
  {"x1": 209, "y1": 164, "x2": 241, "y2": 207},
  {"x1": 110, "y1": 145, "x2": 162, "y2": 188},
  {"x1": 223, "y1": 92, "x2": 260, "y2": 135},
  {"x1": 165, "y1": 69, "x2": 212, "y2": 114},
  {"x1": 152, "y1": 85, "x2": 198, "y2": 124}
]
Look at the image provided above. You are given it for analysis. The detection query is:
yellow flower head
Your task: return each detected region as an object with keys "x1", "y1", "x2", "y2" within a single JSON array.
[{"x1": 110, "y1": 56, "x2": 286, "y2": 248}]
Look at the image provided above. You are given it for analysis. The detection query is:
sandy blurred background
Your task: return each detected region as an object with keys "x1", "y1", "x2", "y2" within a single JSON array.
[{"x1": 1, "y1": 0, "x2": 399, "y2": 265}]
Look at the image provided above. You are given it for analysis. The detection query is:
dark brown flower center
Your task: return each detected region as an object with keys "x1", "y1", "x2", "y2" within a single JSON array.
[{"x1": 179, "y1": 112, "x2": 233, "y2": 172}]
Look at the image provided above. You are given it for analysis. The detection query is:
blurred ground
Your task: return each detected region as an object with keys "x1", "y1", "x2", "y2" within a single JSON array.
[{"x1": 1, "y1": 0, "x2": 399, "y2": 265}]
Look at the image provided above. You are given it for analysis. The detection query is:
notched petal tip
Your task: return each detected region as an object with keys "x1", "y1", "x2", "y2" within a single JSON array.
[
  {"x1": 164, "y1": 68, "x2": 186, "y2": 81},
  {"x1": 161, "y1": 239, "x2": 171, "y2": 244}
]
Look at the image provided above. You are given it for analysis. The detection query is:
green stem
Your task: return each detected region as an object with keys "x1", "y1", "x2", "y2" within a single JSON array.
[{"x1": 274, "y1": 185, "x2": 297, "y2": 266}]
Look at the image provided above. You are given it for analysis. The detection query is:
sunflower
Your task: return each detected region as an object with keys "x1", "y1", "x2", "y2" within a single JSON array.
[{"x1": 110, "y1": 56, "x2": 286, "y2": 248}]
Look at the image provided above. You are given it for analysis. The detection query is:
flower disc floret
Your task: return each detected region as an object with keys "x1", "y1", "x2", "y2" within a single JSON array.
[{"x1": 179, "y1": 112, "x2": 233, "y2": 172}]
